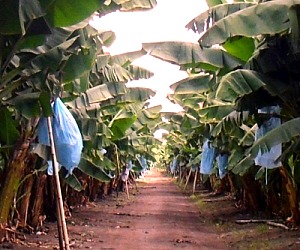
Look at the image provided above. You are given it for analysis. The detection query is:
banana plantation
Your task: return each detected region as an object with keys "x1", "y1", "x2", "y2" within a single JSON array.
[{"x1": 1, "y1": 0, "x2": 300, "y2": 248}]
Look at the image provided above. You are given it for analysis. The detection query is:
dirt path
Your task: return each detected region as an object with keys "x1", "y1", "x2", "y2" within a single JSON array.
[
  {"x1": 96, "y1": 169, "x2": 228, "y2": 250},
  {"x1": 14, "y1": 169, "x2": 228, "y2": 249}
]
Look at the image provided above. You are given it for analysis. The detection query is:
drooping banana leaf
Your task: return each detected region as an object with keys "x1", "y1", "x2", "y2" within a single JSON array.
[
  {"x1": 63, "y1": 171, "x2": 83, "y2": 192},
  {"x1": 178, "y1": 113, "x2": 200, "y2": 135},
  {"x1": 199, "y1": 0, "x2": 294, "y2": 47},
  {"x1": 216, "y1": 69, "x2": 286, "y2": 103},
  {"x1": 218, "y1": 70, "x2": 264, "y2": 103},
  {"x1": 103, "y1": 87, "x2": 155, "y2": 105},
  {"x1": 231, "y1": 155, "x2": 254, "y2": 175},
  {"x1": 118, "y1": 0, "x2": 157, "y2": 11},
  {"x1": 170, "y1": 74, "x2": 213, "y2": 94},
  {"x1": 232, "y1": 118, "x2": 300, "y2": 175},
  {"x1": 0, "y1": 0, "x2": 45, "y2": 35},
  {"x1": 212, "y1": 111, "x2": 250, "y2": 137},
  {"x1": 238, "y1": 124, "x2": 257, "y2": 147},
  {"x1": 0, "y1": 108, "x2": 20, "y2": 145},
  {"x1": 142, "y1": 42, "x2": 242, "y2": 71},
  {"x1": 7, "y1": 91, "x2": 42, "y2": 119},
  {"x1": 68, "y1": 82, "x2": 127, "y2": 110},
  {"x1": 127, "y1": 65, "x2": 154, "y2": 80},
  {"x1": 206, "y1": 0, "x2": 225, "y2": 7},
  {"x1": 198, "y1": 104, "x2": 235, "y2": 123},
  {"x1": 78, "y1": 118, "x2": 98, "y2": 141},
  {"x1": 98, "y1": 30, "x2": 116, "y2": 48},
  {"x1": 110, "y1": 50, "x2": 147, "y2": 66},
  {"x1": 186, "y1": 2, "x2": 255, "y2": 34},
  {"x1": 101, "y1": 64, "x2": 135, "y2": 83},
  {"x1": 78, "y1": 158, "x2": 112, "y2": 182},
  {"x1": 109, "y1": 110, "x2": 137, "y2": 141},
  {"x1": 62, "y1": 47, "x2": 97, "y2": 83},
  {"x1": 44, "y1": 0, "x2": 157, "y2": 28},
  {"x1": 222, "y1": 36, "x2": 255, "y2": 62},
  {"x1": 248, "y1": 118, "x2": 300, "y2": 158},
  {"x1": 170, "y1": 95, "x2": 206, "y2": 111},
  {"x1": 102, "y1": 64, "x2": 153, "y2": 82}
]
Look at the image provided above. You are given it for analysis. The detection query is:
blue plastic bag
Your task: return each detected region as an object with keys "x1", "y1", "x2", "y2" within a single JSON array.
[
  {"x1": 38, "y1": 98, "x2": 83, "y2": 175},
  {"x1": 121, "y1": 167, "x2": 130, "y2": 182},
  {"x1": 127, "y1": 160, "x2": 133, "y2": 170},
  {"x1": 37, "y1": 117, "x2": 51, "y2": 146},
  {"x1": 216, "y1": 153, "x2": 228, "y2": 179},
  {"x1": 254, "y1": 106, "x2": 281, "y2": 169},
  {"x1": 200, "y1": 140, "x2": 216, "y2": 175},
  {"x1": 170, "y1": 156, "x2": 178, "y2": 174}
]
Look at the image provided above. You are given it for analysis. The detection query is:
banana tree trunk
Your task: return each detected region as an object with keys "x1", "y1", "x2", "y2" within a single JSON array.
[
  {"x1": 17, "y1": 174, "x2": 34, "y2": 228},
  {"x1": 241, "y1": 172, "x2": 265, "y2": 211},
  {"x1": 0, "y1": 134, "x2": 30, "y2": 231},
  {"x1": 29, "y1": 174, "x2": 47, "y2": 228},
  {"x1": 279, "y1": 166, "x2": 300, "y2": 224},
  {"x1": 17, "y1": 154, "x2": 39, "y2": 228}
]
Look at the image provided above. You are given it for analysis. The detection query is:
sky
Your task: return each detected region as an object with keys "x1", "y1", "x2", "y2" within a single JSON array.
[{"x1": 90, "y1": 0, "x2": 208, "y2": 112}]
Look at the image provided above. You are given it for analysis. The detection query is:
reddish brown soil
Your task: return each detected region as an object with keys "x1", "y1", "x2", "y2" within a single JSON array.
[{"x1": 7, "y1": 169, "x2": 300, "y2": 249}]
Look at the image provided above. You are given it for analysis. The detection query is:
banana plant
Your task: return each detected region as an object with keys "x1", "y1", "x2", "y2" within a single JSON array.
[
  {"x1": 0, "y1": 0, "x2": 157, "y2": 227},
  {"x1": 140, "y1": 0, "x2": 300, "y2": 222}
]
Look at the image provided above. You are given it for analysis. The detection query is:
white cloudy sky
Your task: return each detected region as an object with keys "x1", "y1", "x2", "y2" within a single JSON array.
[{"x1": 90, "y1": 0, "x2": 208, "y2": 112}]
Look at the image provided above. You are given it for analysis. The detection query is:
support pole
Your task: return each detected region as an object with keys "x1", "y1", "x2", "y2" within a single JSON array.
[
  {"x1": 115, "y1": 145, "x2": 120, "y2": 198},
  {"x1": 55, "y1": 190, "x2": 65, "y2": 250},
  {"x1": 192, "y1": 169, "x2": 198, "y2": 194},
  {"x1": 129, "y1": 171, "x2": 138, "y2": 192},
  {"x1": 125, "y1": 180, "x2": 129, "y2": 200},
  {"x1": 184, "y1": 167, "x2": 193, "y2": 191},
  {"x1": 47, "y1": 117, "x2": 70, "y2": 250}
]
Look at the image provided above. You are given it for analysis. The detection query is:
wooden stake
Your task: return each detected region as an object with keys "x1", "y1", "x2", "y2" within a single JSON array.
[
  {"x1": 115, "y1": 145, "x2": 120, "y2": 198},
  {"x1": 125, "y1": 180, "x2": 129, "y2": 200},
  {"x1": 184, "y1": 167, "x2": 192, "y2": 191},
  {"x1": 129, "y1": 171, "x2": 138, "y2": 192},
  {"x1": 47, "y1": 117, "x2": 70, "y2": 250},
  {"x1": 192, "y1": 169, "x2": 198, "y2": 194}
]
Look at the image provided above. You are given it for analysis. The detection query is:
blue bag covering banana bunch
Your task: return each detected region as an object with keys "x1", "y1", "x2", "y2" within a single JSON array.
[{"x1": 38, "y1": 98, "x2": 83, "y2": 176}]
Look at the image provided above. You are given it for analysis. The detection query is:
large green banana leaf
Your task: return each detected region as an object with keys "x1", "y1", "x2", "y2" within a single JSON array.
[
  {"x1": 131, "y1": 107, "x2": 162, "y2": 131},
  {"x1": 142, "y1": 42, "x2": 242, "y2": 71},
  {"x1": 211, "y1": 110, "x2": 251, "y2": 138},
  {"x1": 64, "y1": 172, "x2": 83, "y2": 192},
  {"x1": 78, "y1": 158, "x2": 112, "y2": 182},
  {"x1": 117, "y1": 0, "x2": 157, "y2": 11},
  {"x1": 199, "y1": 0, "x2": 295, "y2": 47},
  {"x1": 104, "y1": 87, "x2": 155, "y2": 105},
  {"x1": 101, "y1": 64, "x2": 153, "y2": 82},
  {"x1": 68, "y1": 82, "x2": 127, "y2": 110},
  {"x1": 62, "y1": 46, "x2": 97, "y2": 83},
  {"x1": 186, "y1": 2, "x2": 254, "y2": 34},
  {"x1": 238, "y1": 124, "x2": 256, "y2": 147},
  {"x1": 216, "y1": 69, "x2": 286, "y2": 103},
  {"x1": 0, "y1": 0, "x2": 45, "y2": 34},
  {"x1": 198, "y1": 104, "x2": 235, "y2": 123},
  {"x1": 232, "y1": 118, "x2": 300, "y2": 175},
  {"x1": 230, "y1": 152, "x2": 253, "y2": 175},
  {"x1": 109, "y1": 110, "x2": 137, "y2": 141},
  {"x1": 222, "y1": 36, "x2": 255, "y2": 62},
  {"x1": 0, "y1": 108, "x2": 20, "y2": 146},
  {"x1": 170, "y1": 95, "x2": 206, "y2": 111},
  {"x1": 170, "y1": 74, "x2": 213, "y2": 94},
  {"x1": 110, "y1": 50, "x2": 147, "y2": 66},
  {"x1": 249, "y1": 118, "x2": 300, "y2": 158},
  {"x1": 217, "y1": 69, "x2": 265, "y2": 102},
  {"x1": 0, "y1": 0, "x2": 157, "y2": 34}
]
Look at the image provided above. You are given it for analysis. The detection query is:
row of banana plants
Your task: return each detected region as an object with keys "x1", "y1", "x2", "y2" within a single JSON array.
[
  {"x1": 0, "y1": 0, "x2": 162, "y2": 236},
  {"x1": 152, "y1": 0, "x2": 300, "y2": 224}
]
